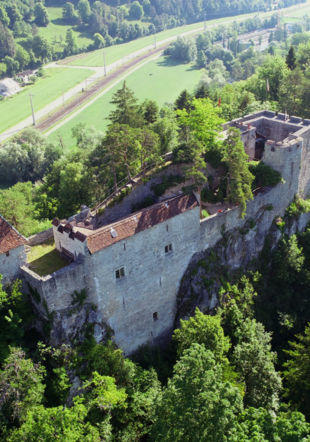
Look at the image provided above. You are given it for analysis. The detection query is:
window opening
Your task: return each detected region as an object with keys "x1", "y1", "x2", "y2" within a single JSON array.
[
  {"x1": 165, "y1": 244, "x2": 172, "y2": 254},
  {"x1": 153, "y1": 312, "x2": 158, "y2": 321},
  {"x1": 115, "y1": 267, "x2": 125, "y2": 279}
]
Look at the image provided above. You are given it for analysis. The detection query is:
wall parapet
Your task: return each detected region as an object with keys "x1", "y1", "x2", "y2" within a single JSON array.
[
  {"x1": 27, "y1": 228, "x2": 53, "y2": 246},
  {"x1": 21, "y1": 260, "x2": 88, "y2": 313}
]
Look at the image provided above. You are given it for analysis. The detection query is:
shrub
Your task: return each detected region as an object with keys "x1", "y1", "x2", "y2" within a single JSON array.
[
  {"x1": 201, "y1": 209, "x2": 209, "y2": 219},
  {"x1": 285, "y1": 197, "x2": 310, "y2": 219},
  {"x1": 249, "y1": 161, "x2": 282, "y2": 189},
  {"x1": 151, "y1": 175, "x2": 184, "y2": 197}
]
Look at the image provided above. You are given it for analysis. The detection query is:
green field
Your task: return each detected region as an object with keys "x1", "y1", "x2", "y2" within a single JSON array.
[
  {"x1": 66, "y1": 1, "x2": 310, "y2": 68},
  {"x1": 66, "y1": 13, "x2": 265, "y2": 68},
  {"x1": 40, "y1": 7, "x2": 93, "y2": 51},
  {"x1": 47, "y1": 57, "x2": 204, "y2": 149},
  {"x1": 0, "y1": 67, "x2": 93, "y2": 133}
]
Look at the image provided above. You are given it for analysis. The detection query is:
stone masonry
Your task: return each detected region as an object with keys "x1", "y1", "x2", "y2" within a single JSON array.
[{"x1": 18, "y1": 111, "x2": 310, "y2": 354}]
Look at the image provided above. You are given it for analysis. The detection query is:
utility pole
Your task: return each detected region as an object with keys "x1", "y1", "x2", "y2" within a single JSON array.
[
  {"x1": 154, "y1": 35, "x2": 157, "y2": 49},
  {"x1": 103, "y1": 51, "x2": 107, "y2": 76},
  {"x1": 29, "y1": 93, "x2": 36, "y2": 126},
  {"x1": 204, "y1": 21, "x2": 207, "y2": 32}
]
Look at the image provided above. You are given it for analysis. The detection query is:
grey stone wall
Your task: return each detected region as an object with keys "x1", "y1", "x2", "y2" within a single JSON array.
[
  {"x1": 298, "y1": 128, "x2": 310, "y2": 198},
  {"x1": 27, "y1": 228, "x2": 53, "y2": 246},
  {"x1": 96, "y1": 164, "x2": 185, "y2": 226},
  {"x1": 15, "y1": 111, "x2": 310, "y2": 355},
  {"x1": 0, "y1": 245, "x2": 26, "y2": 285},
  {"x1": 85, "y1": 206, "x2": 201, "y2": 354},
  {"x1": 21, "y1": 261, "x2": 87, "y2": 314},
  {"x1": 53, "y1": 226, "x2": 87, "y2": 258}
]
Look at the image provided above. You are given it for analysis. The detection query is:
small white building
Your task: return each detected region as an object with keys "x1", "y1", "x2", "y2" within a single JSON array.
[{"x1": 0, "y1": 78, "x2": 21, "y2": 97}]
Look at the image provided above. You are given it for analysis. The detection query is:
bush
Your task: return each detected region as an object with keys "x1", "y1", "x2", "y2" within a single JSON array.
[
  {"x1": 201, "y1": 209, "x2": 209, "y2": 219},
  {"x1": 151, "y1": 175, "x2": 184, "y2": 197},
  {"x1": 249, "y1": 161, "x2": 282, "y2": 189},
  {"x1": 285, "y1": 197, "x2": 310, "y2": 219}
]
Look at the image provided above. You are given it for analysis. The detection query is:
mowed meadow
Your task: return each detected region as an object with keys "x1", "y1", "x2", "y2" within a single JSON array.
[
  {"x1": 0, "y1": 68, "x2": 93, "y2": 133},
  {"x1": 47, "y1": 57, "x2": 205, "y2": 149}
]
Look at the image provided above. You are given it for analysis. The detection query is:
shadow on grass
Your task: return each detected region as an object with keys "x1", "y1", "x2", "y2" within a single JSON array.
[
  {"x1": 157, "y1": 57, "x2": 200, "y2": 72},
  {"x1": 51, "y1": 18, "x2": 67, "y2": 26},
  {"x1": 29, "y1": 249, "x2": 69, "y2": 277}
]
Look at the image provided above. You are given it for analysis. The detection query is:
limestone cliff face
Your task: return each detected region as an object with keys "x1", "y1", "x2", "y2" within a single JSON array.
[{"x1": 176, "y1": 211, "x2": 310, "y2": 325}]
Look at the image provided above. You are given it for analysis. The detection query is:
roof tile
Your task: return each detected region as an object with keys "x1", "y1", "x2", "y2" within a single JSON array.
[
  {"x1": 87, "y1": 193, "x2": 198, "y2": 254},
  {"x1": 0, "y1": 216, "x2": 26, "y2": 254}
]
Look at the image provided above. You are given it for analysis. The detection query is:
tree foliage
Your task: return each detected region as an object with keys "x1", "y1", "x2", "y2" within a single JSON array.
[{"x1": 221, "y1": 127, "x2": 254, "y2": 217}]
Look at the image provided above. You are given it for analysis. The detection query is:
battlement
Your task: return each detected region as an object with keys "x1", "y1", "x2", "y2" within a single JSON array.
[{"x1": 224, "y1": 110, "x2": 310, "y2": 161}]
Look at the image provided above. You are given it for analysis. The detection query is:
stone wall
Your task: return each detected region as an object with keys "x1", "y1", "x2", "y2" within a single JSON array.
[
  {"x1": 27, "y1": 228, "x2": 53, "y2": 246},
  {"x1": 85, "y1": 205, "x2": 201, "y2": 354},
  {"x1": 21, "y1": 261, "x2": 87, "y2": 314},
  {"x1": 298, "y1": 127, "x2": 310, "y2": 198},
  {"x1": 53, "y1": 226, "x2": 87, "y2": 258},
  {"x1": 0, "y1": 245, "x2": 26, "y2": 285},
  {"x1": 16, "y1": 111, "x2": 310, "y2": 355},
  {"x1": 96, "y1": 164, "x2": 185, "y2": 227}
]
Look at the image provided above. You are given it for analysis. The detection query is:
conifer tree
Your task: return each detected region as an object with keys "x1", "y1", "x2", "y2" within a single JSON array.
[
  {"x1": 222, "y1": 127, "x2": 254, "y2": 217},
  {"x1": 109, "y1": 82, "x2": 142, "y2": 128},
  {"x1": 286, "y1": 45, "x2": 296, "y2": 70}
]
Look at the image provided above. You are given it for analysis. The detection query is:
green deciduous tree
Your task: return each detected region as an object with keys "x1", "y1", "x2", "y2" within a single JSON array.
[
  {"x1": 0, "y1": 348, "x2": 45, "y2": 428},
  {"x1": 0, "y1": 182, "x2": 50, "y2": 236},
  {"x1": 64, "y1": 29, "x2": 78, "y2": 56},
  {"x1": 0, "y1": 278, "x2": 33, "y2": 364},
  {"x1": 8, "y1": 402, "x2": 102, "y2": 441},
  {"x1": 34, "y1": 3, "x2": 49, "y2": 27},
  {"x1": 77, "y1": 0, "x2": 91, "y2": 23},
  {"x1": 0, "y1": 22, "x2": 15, "y2": 59},
  {"x1": 129, "y1": 1, "x2": 144, "y2": 20},
  {"x1": 283, "y1": 323, "x2": 310, "y2": 418},
  {"x1": 173, "y1": 308, "x2": 230, "y2": 361},
  {"x1": 152, "y1": 343, "x2": 243, "y2": 442},
  {"x1": 62, "y1": 2, "x2": 78, "y2": 24},
  {"x1": 232, "y1": 318, "x2": 282, "y2": 410}
]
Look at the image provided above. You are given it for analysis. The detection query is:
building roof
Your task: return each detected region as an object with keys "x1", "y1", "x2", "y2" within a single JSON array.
[
  {"x1": 86, "y1": 193, "x2": 199, "y2": 254},
  {"x1": 0, "y1": 216, "x2": 26, "y2": 254}
]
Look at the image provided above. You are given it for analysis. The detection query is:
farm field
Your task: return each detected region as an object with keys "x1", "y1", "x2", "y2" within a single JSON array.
[
  {"x1": 66, "y1": 1, "x2": 310, "y2": 68},
  {"x1": 0, "y1": 68, "x2": 93, "y2": 133},
  {"x1": 67, "y1": 13, "x2": 259, "y2": 68},
  {"x1": 48, "y1": 57, "x2": 204, "y2": 149},
  {"x1": 40, "y1": 7, "x2": 93, "y2": 51}
]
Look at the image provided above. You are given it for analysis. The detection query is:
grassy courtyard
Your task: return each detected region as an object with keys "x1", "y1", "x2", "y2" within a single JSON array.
[{"x1": 27, "y1": 239, "x2": 69, "y2": 277}]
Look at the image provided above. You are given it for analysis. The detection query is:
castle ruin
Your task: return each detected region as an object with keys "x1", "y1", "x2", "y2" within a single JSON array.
[{"x1": 2, "y1": 110, "x2": 310, "y2": 354}]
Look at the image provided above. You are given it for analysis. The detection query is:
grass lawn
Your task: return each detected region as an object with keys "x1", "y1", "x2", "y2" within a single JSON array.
[
  {"x1": 0, "y1": 67, "x2": 93, "y2": 133},
  {"x1": 27, "y1": 239, "x2": 69, "y2": 277},
  {"x1": 66, "y1": 1, "x2": 310, "y2": 68},
  {"x1": 67, "y1": 12, "x2": 266, "y2": 68},
  {"x1": 40, "y1": 7, "x2": 93, "y2": 52},
  {"x1": 47, "y1": 57, "x2": 204, "y2": 149}
]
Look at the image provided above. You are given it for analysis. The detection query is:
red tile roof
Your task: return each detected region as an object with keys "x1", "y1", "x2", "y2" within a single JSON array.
[
  {"x1": 87, "y1": 193, "x2": 199, "y2": 254},
  {"x1": 0, "y1": 216, "x2": 26, "y2": 254}
]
